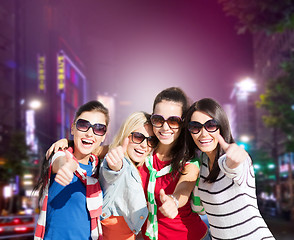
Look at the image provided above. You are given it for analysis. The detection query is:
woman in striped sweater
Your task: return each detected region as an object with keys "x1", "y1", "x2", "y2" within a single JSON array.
[{"x1": 184, "y1": 98, "x2": 275, "y2": 240}]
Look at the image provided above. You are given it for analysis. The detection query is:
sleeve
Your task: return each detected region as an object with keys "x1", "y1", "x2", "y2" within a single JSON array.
[
  {"x1": 218, "y1": 154, "x2": 252, "y2": 186},
  {"x1": 186, "y1": 157, "x2": 200, "y2": 169},
  {"x1": 51, "y1": 151, "x2": 66, "y2": 163},
  {"x1": 99, "y1": 156, "x2": 128, "y2": 184},
  {"x1": 191, "y1": 177, "x2": 206, "y2": 214}
]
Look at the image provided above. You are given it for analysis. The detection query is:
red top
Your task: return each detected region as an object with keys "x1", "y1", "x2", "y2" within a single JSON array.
[{"x1": 138, "y1": 152, "x2": 208, "y2": 240}]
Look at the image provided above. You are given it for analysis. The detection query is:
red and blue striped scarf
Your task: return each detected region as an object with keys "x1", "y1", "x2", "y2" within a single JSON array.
[{"x1": 34, "y1": 147, "x2": 103, "y2": 240}]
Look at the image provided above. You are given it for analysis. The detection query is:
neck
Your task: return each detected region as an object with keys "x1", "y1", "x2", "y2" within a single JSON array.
[
  {"x1": 156, "y1": 143, "x2": 173, "y2": 161},
  {"x1": 74, "y1": 152, "x2": 91, "y2": 165}
]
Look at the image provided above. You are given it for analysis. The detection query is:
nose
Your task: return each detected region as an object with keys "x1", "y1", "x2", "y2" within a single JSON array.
[
  {"x1": 199, "y1": 126, "x2": 209, "y2": 136},
  {"x1": 85, "y1": 126, "x2": 94, "y2": 136},
  {"x1": 140, "y1": 139, "x2": 148, "y2": 148},
  {"x1": 162, "y1": 121, "x2": 170, "y2": 130}
]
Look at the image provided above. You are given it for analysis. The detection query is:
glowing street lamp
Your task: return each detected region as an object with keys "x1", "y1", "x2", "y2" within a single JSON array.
[
  {"x1": 236, "y1": 77, "x2": 257, "y2": 95},
  {"x1": 240, "y1": 135, "x2": 250, "y2": 143},
  {"x1": 28, "y1": 99, "x2": 42, "y2": 110}
]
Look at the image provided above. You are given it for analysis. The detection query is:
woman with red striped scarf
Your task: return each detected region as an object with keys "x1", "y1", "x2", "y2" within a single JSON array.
[{"x1": 34, "y1": 100, "x2": 109, "y2": 240}]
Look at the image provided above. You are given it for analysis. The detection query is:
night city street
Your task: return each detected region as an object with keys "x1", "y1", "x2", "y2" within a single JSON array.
[{"x1": 0, "y1": 0, "x2": 294, "y2": 239}]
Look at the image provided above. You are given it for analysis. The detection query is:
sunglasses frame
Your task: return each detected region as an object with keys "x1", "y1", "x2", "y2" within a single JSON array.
[
  {"x1": 76, "y1": 118, "x2": 107, "y2": 136},
  {"x1": 130, "y1": 132, "x2": 158, "y2": 148},
  {"x1": 150, "y1": 114, "x2": 182, "y2": 129},
  {"x1": 188, "y1": 119, "x2": 219, "y2": 134}
]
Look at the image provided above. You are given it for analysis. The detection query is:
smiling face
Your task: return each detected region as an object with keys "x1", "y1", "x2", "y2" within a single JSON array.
[
  {"x1": 71, "y1": 111, "x2": 107, "y2": 161},
  {"x1": 190, "y1": 110, "x2": 220, "y2": 160},
  {"x1": 127, "y1": 123, "x2": 155, "y2": 166},
  {"x1": 152, "y1": 100, "x2": 182, "y2": 147}
]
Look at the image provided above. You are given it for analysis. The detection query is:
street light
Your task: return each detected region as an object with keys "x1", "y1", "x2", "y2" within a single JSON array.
[
  {"x1": 28, "y1": 99, "x2": 42, "y2": 110},
  {"x1": 236, "y1": 77, "x2": 257, "y2": 94}
]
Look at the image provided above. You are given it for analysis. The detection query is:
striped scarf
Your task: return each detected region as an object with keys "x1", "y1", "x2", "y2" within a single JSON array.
[
  {"x1": 34, "y1": 147, "x2": 103, "y2": 240},
  {"x1": 145, "y1": 154, "x2": 171, "y2": 240}
]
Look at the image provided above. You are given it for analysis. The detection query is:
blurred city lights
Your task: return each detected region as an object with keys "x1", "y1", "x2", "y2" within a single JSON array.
[
  {"x1": 268, "y1": 163, "x2": 275, "y2": 169},
  {"x1": 236, "y1": 77, "x2": 257, "y2": 93},
  {"x1": 240, "y1": 135, "x2": 250, "y2": 143},
  {"x1": 254, "y1": 164, "x2": 261, "y2": 170},
  {"x1": 28, "y1": 99, "x2": 42, "y2": 110},
  {"x1": 3, "y1": 186, "x2": 12, "y2": 198},
  {"x1": 23, "y1": 174, "x2": 33, "y2": 179}
]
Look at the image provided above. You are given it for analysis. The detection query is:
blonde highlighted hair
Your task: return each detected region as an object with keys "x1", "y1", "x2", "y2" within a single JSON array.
[{"x1": 110, "y1": 111, "x2": 151, "y2": 159}]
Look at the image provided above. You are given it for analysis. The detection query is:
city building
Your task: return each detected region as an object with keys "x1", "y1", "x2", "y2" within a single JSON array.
[{"x1": 253, "y1": 29, "x2": 294, "y2": 219}]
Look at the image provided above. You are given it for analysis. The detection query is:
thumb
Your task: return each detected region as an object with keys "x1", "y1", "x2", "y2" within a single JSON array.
[
  {"x1": 122, "y1": 137, "x2": 129, "y2": 153},
  {"x1": 217, "y1": 134, "x2": 230, "y2": 152},
  {"x1": 65, "y1": 150, "x2": 78, "y2": 171},
  {"x1": 65, "y1": 150, "x2": 74, "y2": 162},
  {"x1": 159, "y1": 189, "x2": 168, "y2": 203}
]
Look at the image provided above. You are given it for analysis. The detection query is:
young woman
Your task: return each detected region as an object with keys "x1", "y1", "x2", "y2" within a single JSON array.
[
  {"x1": 185, "y1": 98, "x2": 274, "y2": 240},
  {"x1": 34, "y1": 100, "x2": 109, "y2": 240},
  {"x1": 99, "y1": 111, "x2": 158, "y2": 240},
  {"x1": 138, "y1": 87, "x2": 209, "y2": 240}
]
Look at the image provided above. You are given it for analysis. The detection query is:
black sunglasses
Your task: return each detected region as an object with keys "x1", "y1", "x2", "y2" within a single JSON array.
[
  {"x1": 188, "y1": 119, "x2": 219, "y2": 134},
  {"x1": 130, "y1": 132, "x2": 158, "y2": 148},
  {"x1": 76, "y1": 119, "x2": 107, "y2": 136},
  {"x1": 150, "y1": 114, "x2": 182, "y2": 129}
]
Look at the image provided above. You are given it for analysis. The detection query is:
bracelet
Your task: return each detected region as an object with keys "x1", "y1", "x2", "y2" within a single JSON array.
[{"x1": 168, "y1": 194, "x2": 179, "y2": 209}]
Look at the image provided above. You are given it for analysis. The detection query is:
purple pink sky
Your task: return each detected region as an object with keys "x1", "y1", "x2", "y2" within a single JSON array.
[{"x1": 71, "y1": 0, "x2": 253, "y2": 114}]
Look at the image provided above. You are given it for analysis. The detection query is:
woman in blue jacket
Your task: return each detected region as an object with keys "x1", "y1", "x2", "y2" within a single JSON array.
[{"x1": 99, "y1": 111, "x2": 158, "y2": 240}]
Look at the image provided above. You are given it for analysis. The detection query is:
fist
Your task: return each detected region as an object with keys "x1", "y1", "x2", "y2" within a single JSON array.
[
  {"x1": 159, "y1": 189, "x2": 178, "y2": 219},
  {"x1": 55, "y1": 150, "x2": 78, "y2": 186}
]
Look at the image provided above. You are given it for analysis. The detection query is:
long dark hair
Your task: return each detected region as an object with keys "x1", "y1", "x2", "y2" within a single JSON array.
[
  {"x1": 33, "y1": 100, "x2": 109, "y2": 203},
  {"x1": 153, "y1": 87, "x2": 191, "y2": 176},
  {"x1": 184, "y1": 98, "x2": 234, "y2": 182}
]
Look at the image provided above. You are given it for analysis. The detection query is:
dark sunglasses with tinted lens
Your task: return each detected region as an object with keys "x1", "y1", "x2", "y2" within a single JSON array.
[
  {"x1": 188, "y1": 119, "x2": 219, "y2": 134},
  {"x1": 76, "y1": 119, "x2": 107, "y2": 136},
  {"x1": 130, "y1": 132, "x2": 159, "y2": 148},
  {"x1": 150, "y1": 114, "x2": 182, "y2": 129}
]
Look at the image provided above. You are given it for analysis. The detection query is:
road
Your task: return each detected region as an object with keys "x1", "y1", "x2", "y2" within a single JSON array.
[{"x1": 265, "y1": 216, "x2": 294, "y2": 240}]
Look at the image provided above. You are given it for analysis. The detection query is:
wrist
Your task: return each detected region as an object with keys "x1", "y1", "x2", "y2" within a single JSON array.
[{"x1": 168, "y1": 194, "x2": 179, "y2": 209}]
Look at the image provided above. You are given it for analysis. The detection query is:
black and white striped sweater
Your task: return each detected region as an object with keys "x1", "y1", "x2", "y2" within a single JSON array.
[{"x1": 198, "y1": 153, "x2": 275, "y2": 240}]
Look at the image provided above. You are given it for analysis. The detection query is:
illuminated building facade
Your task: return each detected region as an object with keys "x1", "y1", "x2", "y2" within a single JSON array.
[{"x1": 253, "y1": 30, "x2": 294, "y2": 218}]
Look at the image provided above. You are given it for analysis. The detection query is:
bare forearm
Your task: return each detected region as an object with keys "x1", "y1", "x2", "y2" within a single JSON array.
[{"x1": 173, "y1": 163, "x2": 198, "y2": 208}]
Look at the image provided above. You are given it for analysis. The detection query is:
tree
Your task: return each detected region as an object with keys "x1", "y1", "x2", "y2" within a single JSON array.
[
  {"x1": 256, "y1": 57, "x2": 294, "y2": 152},
  {"x1": 218, "y1": 0, "x2": 294, "y2": 34},
  {"x1": 0, "y1": 131, "x2": 29, "y2": 182}
]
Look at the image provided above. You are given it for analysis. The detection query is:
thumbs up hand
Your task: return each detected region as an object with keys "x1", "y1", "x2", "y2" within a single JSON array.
[
  {"x1": 217, "y1": 134, "x2": 249, "y2": 169},
  {"x1": 55, "y1": 150, "x2": 79, "y2": 186},
  {"x1": 105, "y1": 138, "x2": 129, "y2": 171},
  {"x1": 159, "y1": 189, "x2": 178, "y2": 219}
]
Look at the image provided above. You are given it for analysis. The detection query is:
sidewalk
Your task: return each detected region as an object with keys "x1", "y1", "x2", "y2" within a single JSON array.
[{"x1": 264, "y1": 216, "x2": 294, "y2": 240}]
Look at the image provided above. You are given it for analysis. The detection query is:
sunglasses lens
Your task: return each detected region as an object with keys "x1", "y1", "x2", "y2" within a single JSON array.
[
  {"x1": 167, "y1": 116, "x2": 182, "y2": 129},
  {"x1": 205, "y1": 120, "x2": 219, "y2": 132},
  {"x1": 132, "y1": 132, "x2": 145, "y2": 144},
  {"x1": 76, "y1": 119, "x2": 90, "y2": 132},
  {"x1": 188, "y1": 121, "x2": 202, "y2": 134},
  {"x1": 151, "y1": 115, "x2": 164, "y2": 127},
  {"x1": 93, "y1": 124, "x2": 107, "y2": 136},
  {"x1": 147, "y1": 136, "x2": 158, "y2": 148}
]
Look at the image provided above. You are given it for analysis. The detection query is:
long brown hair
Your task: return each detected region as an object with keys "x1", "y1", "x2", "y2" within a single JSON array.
[
  {"x1": 184, "y1": 98, "x2": 234, "y2": 182},
  {"x1": 153, "y1": 87, "x2": 191, "y2": 176},
  {"x1": 33, "y1": 101, "x2": 109, "y2": 203}
]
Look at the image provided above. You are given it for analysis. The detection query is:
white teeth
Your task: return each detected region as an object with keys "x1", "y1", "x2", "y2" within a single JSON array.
[
  {"x1": 82, "y1": 139, "x2": 93, "y2": 144},
  {"x1": 160, "y1": 132, "x2": 172, "y2": 136},
  {"x1": 135, "y1": 149, "x2": 145, "y2": 154},
  {"x1": 200, "y1": 139, "x2": 212, "y2": 144}
]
